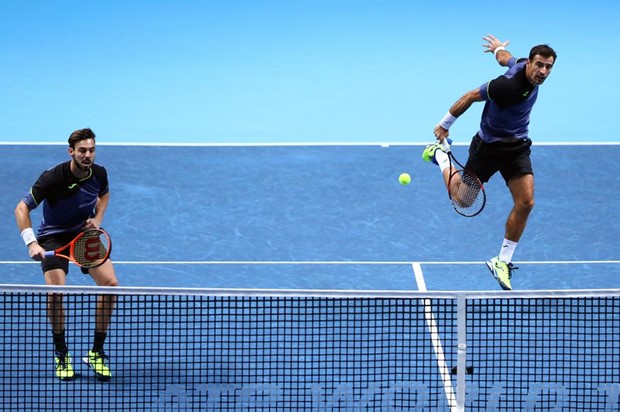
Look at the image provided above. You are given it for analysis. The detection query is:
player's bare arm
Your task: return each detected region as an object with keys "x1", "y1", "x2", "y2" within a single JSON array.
[
  {"x1": 15, "y1": 200, "x2": 46, "y2": 261},
  {"x1": 433, "y1": 88, "x2": 484, "y2": 141},
  {"x1": 448, "y1": 88, "x2": 484, "y2": 117}
]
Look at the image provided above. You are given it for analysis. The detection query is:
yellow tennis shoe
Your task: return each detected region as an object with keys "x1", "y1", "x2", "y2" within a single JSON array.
[
  {"x1": 83, "y1": 350, "x2": 112, "y2": 382},
  {"x1": 422, "y1": 142, "x2": 444, "y2": 165},
  {"x1": 422, "y1": 138, "x2": 451, "y2": 165},
  {"x1": 54, "y1": 352, "x2": 75, "y2": 381},
  {"x1": 486, "y1": 256, "x2": 518, "y2": 290}
]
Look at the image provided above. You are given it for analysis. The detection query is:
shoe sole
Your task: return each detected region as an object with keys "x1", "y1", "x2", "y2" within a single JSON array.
[
  {"x1": 57, "y1": 374, "x2": 76, "y2": 381},
  {"x1": 82, "y1": 357, "x2": 111, "y2": 382},
  {"x1": 486, "y1": 261, "x2": 512, "y2": 291}
]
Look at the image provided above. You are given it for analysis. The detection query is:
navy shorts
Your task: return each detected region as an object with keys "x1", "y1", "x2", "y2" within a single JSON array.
[
  {"x1": 465, "y1": 134, "x2": 533, "y2": 184},
  {"x1": 38, "y1": 232, "x2": 90, "y2": 275}
]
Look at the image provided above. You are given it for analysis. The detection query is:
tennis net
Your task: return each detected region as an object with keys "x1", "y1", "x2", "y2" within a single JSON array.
[{"x1": 0, "y1": 285, "x2": 618, "y2": 411}]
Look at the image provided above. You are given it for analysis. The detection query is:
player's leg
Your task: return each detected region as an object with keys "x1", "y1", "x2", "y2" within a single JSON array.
[
  {"x1": 486, "y1": 140, "x2": 534, "y2": 290},
  {"x1": 89, "y1": 260, "x2": 118, "y2": 335},
  {"x1": 83, "y1": 260, "x2": 118, "y2": 381},
  {"x1": 486, "y1": 173, "x2": 534, "y2": 290},
  {"x1": 44, "y1": 269, "x2": 67, "y2": 336},
  {"x1": 38, "y1": 232, "x2": 75, "y2": 380},
  {"x1": 44, "y1": 267, "x2": 74, "y2": 380},
  {"x1": 505, "y1": 173, "x2": 535, "y2": 243},
  {"x1": 422, "y1": 140, "x2": 453, "y2": 188},
  {"x1": 40, "y1": 235, "x2": 71, "y2": 338}
]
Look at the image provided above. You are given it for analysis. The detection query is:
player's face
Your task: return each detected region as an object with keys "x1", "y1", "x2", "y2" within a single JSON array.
[
  {"x1": 69, "y1": 138, "x2": 96, "y2": 172},
  {"x1": 526, "y1": 55, "x2": 554, "y2": 85}
]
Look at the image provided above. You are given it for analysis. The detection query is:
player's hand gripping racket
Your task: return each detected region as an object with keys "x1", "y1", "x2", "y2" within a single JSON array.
[
  {"x1": 441, "y1": 139, "x2": 486, "y2": 217},
  {"x1": 44, "y1": 228, "x2": 112, "y2": 269}
]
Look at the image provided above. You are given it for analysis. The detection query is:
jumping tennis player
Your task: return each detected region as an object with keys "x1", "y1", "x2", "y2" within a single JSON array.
[{"x1": 423, "y1": 34, "x2": 557, "y2": 290}]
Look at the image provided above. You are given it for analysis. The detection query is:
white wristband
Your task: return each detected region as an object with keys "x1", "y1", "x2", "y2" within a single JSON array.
[
  {"x1": 438, "y1": 112, "x2": 457, "y2": 130},
  {"x1": 493, "y1": 46, "x2": 506, "y2": 56},
  {"x1": 21, "y1": 228, "x2": 37, "y2": 246}
]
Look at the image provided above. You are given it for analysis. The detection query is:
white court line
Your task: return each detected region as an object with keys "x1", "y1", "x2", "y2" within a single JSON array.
[
  {"x1": 412, "y1": 262, "x2": 458, "y2": 411},
  {"x1": 2, "y1": 260, "x2": 619, "y2": 265}
]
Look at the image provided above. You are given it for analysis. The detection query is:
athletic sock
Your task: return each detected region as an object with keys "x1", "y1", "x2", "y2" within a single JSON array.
[
  {"x1": 435, "y1": 149, "x2": 451, "y2": 172},
  {"x1": 92, "y1": 331, "x2": 107, "y2": 353},
  {"x1": 499, "y1": 239, "x2": 518, "y2": 263},
  {"x1": 53, "y1": 330, "x2": 68, "y2": 354}
]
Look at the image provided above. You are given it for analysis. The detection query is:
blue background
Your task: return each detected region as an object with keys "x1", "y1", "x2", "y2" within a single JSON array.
[{"x1": 1, "y1": 1, "x2": 619, "y2": 143}]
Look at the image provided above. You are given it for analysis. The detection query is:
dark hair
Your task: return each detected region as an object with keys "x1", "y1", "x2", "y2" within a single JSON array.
[
  {"x1": 68, "y1": 128, "x2": 96, "y2": 149},
  {"x1": 529, "y1": 44, "x2": 557, "y2": 63}
]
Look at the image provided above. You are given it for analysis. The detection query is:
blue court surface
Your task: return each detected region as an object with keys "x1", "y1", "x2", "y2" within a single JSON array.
[
  {"x1": 1, "y1": 143, "x2": 618, "y2": 290},
  {"x1": 1, "y1": 143, "x2": 619, "y2": 412}
]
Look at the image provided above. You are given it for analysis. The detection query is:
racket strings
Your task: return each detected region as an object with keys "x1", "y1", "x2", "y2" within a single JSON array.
[
  {"x1": 449, "y1": 170, "x2": 485, "y2": 216},
  {"x1": 72, "y1": 231, "x2": 110, "y2": 267}
]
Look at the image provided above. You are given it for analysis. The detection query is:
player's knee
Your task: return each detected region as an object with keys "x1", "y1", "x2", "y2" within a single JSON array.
[
  {"x1": 517, "y1": 197, "x2": 534, "y2": 214},
  {"x1": 96, "y1": 274, "x2": 119, "y2": 287},
  {"x1": 104, "y1": 278, "x2": 119, "y2": 287}
]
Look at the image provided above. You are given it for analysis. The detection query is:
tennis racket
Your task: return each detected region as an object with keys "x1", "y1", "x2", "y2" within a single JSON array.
[
  {"x1": 44, "y1": 228, "x2": 112, "y2": 269},
  {"x1": 441, "y1": 139, "x2": 486, "y2": 217}
]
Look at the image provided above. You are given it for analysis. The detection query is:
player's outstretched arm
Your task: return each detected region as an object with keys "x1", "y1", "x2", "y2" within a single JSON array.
[
  {"x1": 434, "y1": 88, "x2": 484, "y2": 142},
  {"x1": 482, "y1": 34, "x2": 512, "y2": 67}
]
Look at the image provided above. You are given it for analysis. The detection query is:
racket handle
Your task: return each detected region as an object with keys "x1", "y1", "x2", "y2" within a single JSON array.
[
  {"x1": 44, "y1": 251, "x2": 55, "y2": 257},
  {"x1": 441, "y1": 137, "x2": 453, "y2": 152}
]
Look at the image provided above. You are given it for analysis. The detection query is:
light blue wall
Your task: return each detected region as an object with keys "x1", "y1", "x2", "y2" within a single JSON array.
[{"x1": 1, "y1": 1, "x2": 618, "y2": 144}]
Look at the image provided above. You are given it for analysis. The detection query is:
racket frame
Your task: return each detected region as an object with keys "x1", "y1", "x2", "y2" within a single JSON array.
[
  {"x1": 44, "y1": 228, "x2": 112, "y2": 269},
  {"x1": 441, "y1": 139, "x2": 486, "y2": 217}
]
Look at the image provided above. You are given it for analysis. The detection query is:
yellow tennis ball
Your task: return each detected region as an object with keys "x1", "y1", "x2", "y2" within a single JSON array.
[{"x1": 399, "y1": 173, "x2": 411, "y2": 185}]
